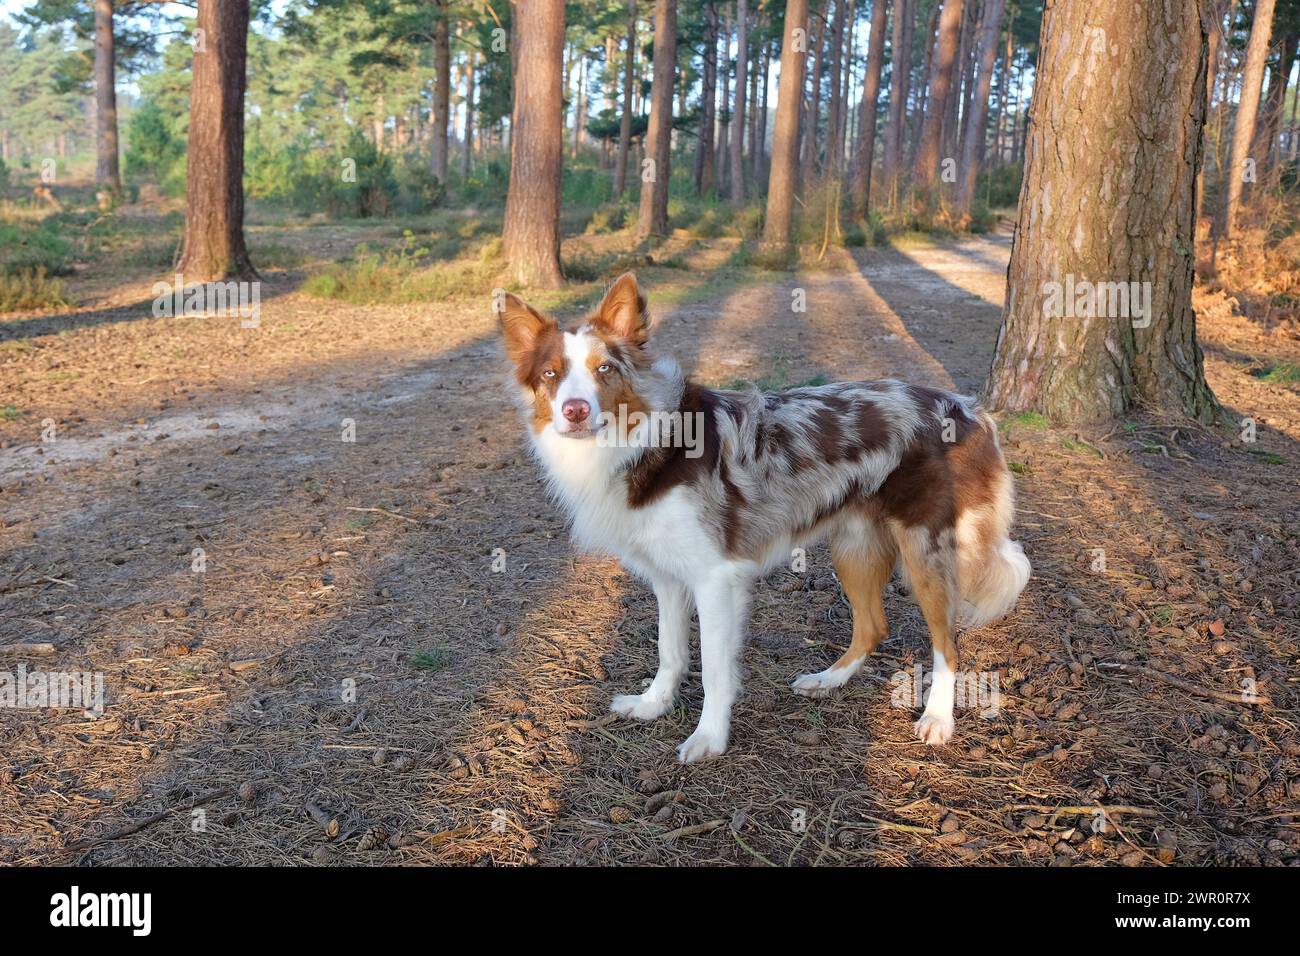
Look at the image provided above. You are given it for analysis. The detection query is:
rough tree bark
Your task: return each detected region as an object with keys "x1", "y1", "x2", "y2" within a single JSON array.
[
  {"x1": 985, "y1": 0, "x2": 1218, "y2": 424},
  {"x1": 823, "y1": 0, "x2": 847, "y2": 177},
  {"x1": 430, "y1": 2, "x2": 450, "y2": 182},
  {"x1": 763, "y1": 0, "x2": 810, "y2": 247},
  {"x1": 614, "y1": 1, "x2": 637, "y2": 198},
  {"x1": 954, "y1": 0, "x2": 1005, "y2": 223},
  {"x1": 636, "y1": 0, "x2": 677, "y2": 238},
  {"x1": 462, "y1": 47, "x2": 475, "y2": 181},
  {"x1": 93, "y1": 0, "x2": 121, "y2": 194},
  {"x1": 850, "y1": 0, "x2": 889, "y2": 219},
  {"x1": 176, "y1": 0, "x2": 256, "y2": 282},
  {"x1": 503, "y1": 0, "x2": 565, "y2": 287},
  {"x1": 730, "y1": 0, "x2": 749, "y2": 202},
  {"x1": 913, "y1": 0, "x2": 963, "y2": 202},
  {"x1": 1218, "y1": 0, "x2": 1275, "y2": 238}
]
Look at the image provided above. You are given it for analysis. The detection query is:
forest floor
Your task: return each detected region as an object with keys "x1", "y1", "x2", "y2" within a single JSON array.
[{"x1": 1, "y1": 192, "x2": 1298, "y2": 866}]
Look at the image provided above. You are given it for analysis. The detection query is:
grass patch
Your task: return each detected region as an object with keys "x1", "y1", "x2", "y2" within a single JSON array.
[
  {"x1": 1007, "y1": 460, "x2": 1029, "y2": 475},
  {"x1": 1, "y1": 405, "x2": 22, "y2": 421},
  {"x1": 715, "y1": 352, "x2": 830, "y2": 392},
  {"x1": 1254, "y1": 362, "x2": 1300, "y2": 384},
  {"x1": 1004, "y1": 410, "x2": 1049, "y2": 430},
  {"x1": 411, "y1": 647, "x2": 452, "y2": 673},
  {"x1": 0, "y1": 267, "x2": 73, "y2": 312},
  {"x1": 1246, "y1": 448, "x2": 1286, "y2": 465}
]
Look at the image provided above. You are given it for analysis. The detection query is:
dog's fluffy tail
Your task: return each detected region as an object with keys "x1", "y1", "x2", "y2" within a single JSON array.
[{"x1": 955, "y1": 415, "x2": 1031, "y2": 630}]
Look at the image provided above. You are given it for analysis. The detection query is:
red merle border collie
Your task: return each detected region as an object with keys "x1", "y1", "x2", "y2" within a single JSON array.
[{"x1": 498, "y1": 273, "x2": 1030, "y2": 763}]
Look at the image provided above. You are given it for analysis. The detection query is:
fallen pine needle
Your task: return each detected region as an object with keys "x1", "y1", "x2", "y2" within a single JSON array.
[{"x1": 662, "y1": 819, "x2": 726, "y2": 841}]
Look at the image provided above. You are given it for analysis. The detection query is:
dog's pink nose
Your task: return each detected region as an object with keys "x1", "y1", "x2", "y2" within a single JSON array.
[{"x1": 561, "y1": 399, "x2": 590, "y2": 423}]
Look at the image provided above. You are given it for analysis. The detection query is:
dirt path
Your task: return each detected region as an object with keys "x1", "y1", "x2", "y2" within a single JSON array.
[{"x1": 2, "y1": 231, "x2": 1297, "y2": 866}]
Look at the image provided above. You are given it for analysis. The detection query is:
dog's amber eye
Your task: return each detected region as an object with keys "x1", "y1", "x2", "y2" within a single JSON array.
[{"x1": 597, "y1": 364, "x2": 611, "y2": 374}]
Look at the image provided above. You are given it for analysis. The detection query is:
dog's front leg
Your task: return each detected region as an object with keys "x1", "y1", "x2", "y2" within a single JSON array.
[
  {"x1": 611, "y1": 576, "x2": 690, "y2": 721},
  {"x1": 677, "y1": 571, "x2": 748, "y2": 763}
]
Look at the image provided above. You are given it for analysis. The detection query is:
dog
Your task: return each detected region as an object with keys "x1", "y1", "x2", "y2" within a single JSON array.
[{"x1": 497, "y1": 273, "x2": 1030, "y2": 763}]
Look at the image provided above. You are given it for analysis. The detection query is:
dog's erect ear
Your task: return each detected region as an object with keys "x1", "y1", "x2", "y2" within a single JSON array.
[
  {"x1": 592, "y1": 272, "x2": 650, "y2": 346},
  {"x1": 496, "y1": 292, "x2": 556, "y2": 369}
]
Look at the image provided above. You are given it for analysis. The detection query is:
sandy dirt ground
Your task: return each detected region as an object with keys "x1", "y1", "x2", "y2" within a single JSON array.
[{"x1": 2, "y1": 222, "x2": 1298, "y2": 866}]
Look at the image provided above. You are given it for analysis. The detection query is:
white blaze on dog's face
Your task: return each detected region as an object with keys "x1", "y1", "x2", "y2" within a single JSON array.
[{"x1": 497, "y1": 272, "x2": 652, "y2": 439}]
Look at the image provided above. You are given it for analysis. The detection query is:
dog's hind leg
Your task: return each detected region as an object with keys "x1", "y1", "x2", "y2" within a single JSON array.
[
  {"x1": 611, "y1": 576, "x2": 691, "y2": 721},
  {"x1": 892, "y1": 523, "x2": 960, "y2": 746},
  {"x1": 792, "y1": 524, "x2": 896, "y2": 698}
]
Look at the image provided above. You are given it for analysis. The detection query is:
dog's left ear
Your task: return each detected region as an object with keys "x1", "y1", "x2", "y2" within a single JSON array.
[{"x1": 593, "y1": 272, "x2": 650, "y2": 346}]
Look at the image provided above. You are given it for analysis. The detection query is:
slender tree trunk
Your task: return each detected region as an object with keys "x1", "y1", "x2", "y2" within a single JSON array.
[
  {"x1": 747, "y1": 23, "x2": 762, "y2": 182},
  {"x1": 463, "y1": 47, "x2": 475, "y2": 181},
  {"x1": 1218, "y1": 0, "x2": 1275, "y2": 238},
  {"x1": 614, "y1": 2, "x2": 638, "y2": 198},
  {"x1": 1261, "y1": 33, "x2": 1297, "y2": 186},
  {"x1": 910, "y1": 0, "x2": 942, "y2": 167},
  {"x1": 636, "y1": 0, "x2": 677, "y2": 238},
  {"x1": 503, "y1": 0, "x2": 565, "y2": 287},
  {"x1": 954, "y1": 0, "x2": 1004, "y2": 222},
  {"x1": 882, "y1": 0, "x2": 913, "y2": 205},
  {"x1": 93, "y1": 0, "x2": 120, "y2": 193},
  {"x1": 730, "y1": 0, "x2": 749, "y2": 202},
  {"x1": 697, "y1": 1, "x2": 719, "y2": 194},
  {"x1": 991, "y1": 17, "x2": 1011, "y2": 164},
  {"x1": 176, "y1": 0, "x2": 255, "y2": 282},
  {"x1": 764, "y1": 0, "x2": 810, "y2": 247},
  {"x1": 914, "y1": 0, "x2": 963, "y2": 203},
  {"x1": 802, "y1": 3, "x2": 827, "y2": 172},
  {"x1": 824, "y1": 0, "x2": 847, "y2": 178},
  {"x1": 717, "y1": 10, "x2": 731, "y2": 193},
  {"x1": 430, "y1": 3, "x2": 451, "y2": 182},
  {"x1": 756, "y1": 40, "x2": 771, "y2": 183},
  {"x1": 851, "y1": 0, "x2": 890, "y2": 219},
  {"x1": 985, "y1": 0, "x2": 1217, "y2": 424}
]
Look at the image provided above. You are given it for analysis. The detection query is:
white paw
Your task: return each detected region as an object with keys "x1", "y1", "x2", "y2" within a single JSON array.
[
  {"x1": 676, "y1": 726, "x2": 728, "y2": 763},
  {"x1": 610, "y1": 692, "x2": 674, "y2": 721},
  {"x1": 913, "y1": 712, "x2": 955, "y2": 746},
  {"x1": 791, "y1": 667, "x2": 849, "y2": 699}
]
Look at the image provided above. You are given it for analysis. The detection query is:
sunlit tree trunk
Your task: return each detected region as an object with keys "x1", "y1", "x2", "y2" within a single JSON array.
[
  {"x1": 954, "y1": 0, "x2": 1004, "y2": 223},
  {"x1": 430, "y1": 2, "x2": 450, "y2": 182},
  {"x1": 881, "y1": 0, "x2": 912, "y2": 204},
  {"x1": 176, "y1": 0, "x2": 256, "y2": 282},
  {"x1": 985, "y1": 0, "x2": 1217, "y2": 424},
  {"x1": 94, "y1": 0, "x2": 121, "y2": 194},
  {"x1": 636, "y1": 0, "x2": 677, "y2": 238},
  {"x1": 463, "y1": 47, "x2": 475, "y2": 181},
  {"x1": 696, "y1": 2, "x2": 718, "y2": 194},
  {"x1": 1218, "y1": 0, "x2": 1275, "y2": 238},
  {"x1": 850, "y1": 0, "x2": 889, "y2": 219},
  {"x1": 730, "y1": 0, "x2": 749, "y2": 202},
  {"x1": 503, "y1": 0, "x2": 564, "y2": 287},
  {"x1": 614, "y1": 1, "x2": 637, "y2": 197},
  {"x1": 914, "y1": 0, "x2": 963, "y2": 204},
  {"x1": 763, "y1": 0, "x2": 810, "y2": 247}
]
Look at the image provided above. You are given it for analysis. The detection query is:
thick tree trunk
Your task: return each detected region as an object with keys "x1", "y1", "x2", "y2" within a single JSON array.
[
  {"x1": 430, "y1": 4, "x2": 451, "y2": 182},
  {"x1": 763, "y1": 0, "x2": 810, "y2": 247},
  {"x1": 851, "y1": 0, "x2": 890, "y2": 219},
  {"x1": 636, "y1": 0, "x2": 677, "y2": 238},
  {"x1": 909, "y1": 0, "x2": 942, "y2": 168},
  {"x1": 954, "y1": 0, "x2": 1004, "y2": 222},
  {"x1": 94, "y1": 0, "x2": 121, "y2": 193},
  {"x1": 985, "y1": 0, "x2": 1217, "y2": 424},
  {"x1": 881, "y1": 0, "x2": 913, "y2": 205},
  {"x1": 914, "y1": 0, "x2": 963, "y2": 203},
  {"x1": 696, "y1": 2, "x2": 718, "y2": 194},
  {"x1": 730, "y1": 0, "x2": 749, "y2": 202},
  {"x1": 503, "y1": 0, "x2": 565, "y2": 287},
  {"x1": 1218, "y1": 0, "x2": 1275, "y2": 238},
  {"x1": 176, "y1": 0, "x2": 255, "y2": 282},
  {"x1": 614, "y1": 2, "x2": 637, "y2": 198}
]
